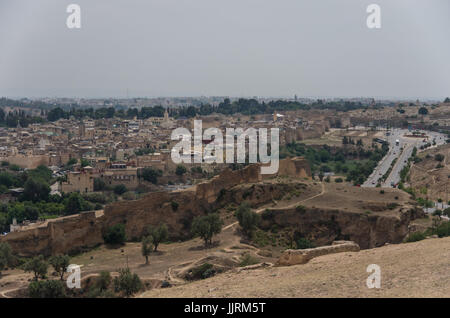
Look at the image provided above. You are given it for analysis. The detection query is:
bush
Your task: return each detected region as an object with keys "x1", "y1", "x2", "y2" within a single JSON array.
[
  {"x1": 97, "y1": 271, "x2": 112, "y2": 291},
  {"x1": 171, "y1": 201, "x2": 179, "y2": 211},
  {"x1": 28, "y1": 280, "x2": 66, "y2": 298},
  {"x1": 335, "y1": 178, "x2": 343, "y2": 183},
  {"x1": 113, "y1": 184, "x2": 127, "y2": 195},
  {"x1": 175, "y1": 165, "x2": 187, "y2": 176},
  {"x1": 434, "y1": 154, "x2": 444, "y2": 162},
  {"x1": 296, "y1": 238, "x2": 315, "y2": 249},
  {"x1": 113, "y1": 268, "x2": 142, "y2": 297},
  {"x1": 190, "y1": 263, "x2": 215, "y2": 280},
  {"x1": 436, "y1": 222, "x2": 450, "y2": 238},
  {"x1": 141, "y1": 168, "x2": 162, "y2": 184},
  {"x1": 405, "y1": 232, "x2": 426, "y2": 243},
  {"x1": 93, "y1": 178, "x2": 106, "y2": 191},
  {"x1": 103, "y1": 224, "x2": 126, "y2": 245},
  {"x1": 122, "y1": 191, "x2": 137, "y2": 201},
  {"x1": 239, "y1": 253, "x2": 260, "y2": 267}
]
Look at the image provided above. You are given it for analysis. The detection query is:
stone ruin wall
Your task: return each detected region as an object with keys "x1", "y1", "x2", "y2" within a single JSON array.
[{"x1": 0, "y1": 157, "x2": 311, "y2": 257}]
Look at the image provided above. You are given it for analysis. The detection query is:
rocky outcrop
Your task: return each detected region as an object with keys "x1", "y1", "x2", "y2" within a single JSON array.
[
  {"x1": 196, "y1": 164, "x2": 262, "y2": 203},
  {"x1": 277, "y1": 241, "x2": 360, "y2": 266},
  {"x1": 260, "y1": 206, "x2": 424, "y2": 249}
]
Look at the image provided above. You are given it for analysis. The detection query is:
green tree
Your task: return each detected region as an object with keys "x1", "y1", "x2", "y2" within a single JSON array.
[
  {"x1": 23, "y1": 255, "x2": 48, "y2": 281},
  {"x1": 141, "y1": 236, "x2": 153, "y2": 265},
  {"x1": 103, "y1": 224, "x2": 126, "y2": 245},
  {"x1": 235, "y1": 202, "x2": 260, "y2": 237},
  {"x1": 28, "y1": 280, "x2": 66, "y2": 298},
  {"x1": 0, "y1": 242, "x2": 14, "y2": 276},
  {"x1": 49, "y1": 255, "x2": 70, "y2": 280},
  {"x1": 147, "y1": 223, "x2": 168, "y2": 252},
  {"x1": 191, "y1": 213, "x2": 223, "y2": 247},
  {"x1": 97, "y1": 271, "x2": 112, "y2": 291},
  {"x1": 93, "y1": 178, "x2": 106, "y2": 191},
  {"x1": 141, "y1": 168, "x2": 162, "y2": 184},
  {"x1": 22, "y1": 178, "x2": 50, "y2": 202},
  {"x1": 113, "y1": 268, "x2": 142, "y2": 297},
  {"x1": 113, "y1": 184, "x2": 127, "y2": 195},
  {"x1": 175, "y1": 165, "x2": 187, "y2": 176},
  {"x1": 418, "y1": 107, "x2": 428, "y2": 115},
  {"x1": 64, "y1": 192, "x2": 83, "y2": 215}
]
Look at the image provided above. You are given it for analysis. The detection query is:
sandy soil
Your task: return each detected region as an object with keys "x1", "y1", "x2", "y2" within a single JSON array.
[{"x1": 140, "y1": 236, "x2": 450, "y2": 298}]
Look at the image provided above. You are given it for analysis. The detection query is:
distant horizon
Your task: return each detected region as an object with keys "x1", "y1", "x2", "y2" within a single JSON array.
[{"x1": 2, "y1": 95, "x2": 448, "y2": 103}]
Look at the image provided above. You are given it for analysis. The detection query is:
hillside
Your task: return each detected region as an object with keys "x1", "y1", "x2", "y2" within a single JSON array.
[{"x1": 140, "y1": 236, "x2": 450, "y2": 298}]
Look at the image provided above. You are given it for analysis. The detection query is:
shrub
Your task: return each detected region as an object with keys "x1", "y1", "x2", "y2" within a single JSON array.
[
  {"x1": 97, "y1": 271, "x2": 112, "y2": 291},
  {"x1": 122, "y1": 191, "x2": 137, "y2": 201},
  {"x1": 239, "y1": 253, "x2": 260, "y2": 267},
  {"x1": 436, "y1": 222, "x2": 450, "y2": 238},
  {"x1": 405, "y1": 232, "x2": 426, "y2": 243},
  {"x1": 113, "y1": 184, "x2": 127, "y2": 195},
  {"x1": 261, "y1": 209, "x2": 274, "y2": 220},
  {"x1": 434, "y1": 154, "x2": 444, "y2": 162},
  {"x1": 296, "y1": 205, "x2": 306, "y2": 213},
  {"x1": 175, "y1": 165, "x2": 187, "y2": 176},
  {"x1": 190, "y1": 263, "x2": 215, "y2": 280},
  {"x1": 103, "y1": 224, "x2": 126, "y2": 245},
  {"x1": 296, "y1": 238, "x2": 315, "y2": 249},
  {"x1": 141, "y1": 168, "x2": 162, "y2": 184},
  {"x1": 113, "y1": 268, "x2": 142, "y2": 297},
  {"x1": 171, "y1": 201, "x2": 179, "y2": 211},
  {"x1": 335, "y1": 178, "x2": 343, "y2": 183},
  {"x1": 28, "y1": 280, "x2": 66, "y2": 298}
]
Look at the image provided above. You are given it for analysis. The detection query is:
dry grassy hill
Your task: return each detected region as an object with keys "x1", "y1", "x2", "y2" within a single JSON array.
[{"x1": 140, "y1": 236, "x2": 450, "y2": 298}]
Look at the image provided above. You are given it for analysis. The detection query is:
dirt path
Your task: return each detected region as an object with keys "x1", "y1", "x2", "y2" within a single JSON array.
[{"x1": 223, "y1": 182, "x2": 325, "y2": 231}]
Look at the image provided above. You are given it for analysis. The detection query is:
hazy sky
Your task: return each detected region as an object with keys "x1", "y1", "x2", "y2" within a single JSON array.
[{"x1": 0, "y1": 0, "x2": 449, "y2": 99}]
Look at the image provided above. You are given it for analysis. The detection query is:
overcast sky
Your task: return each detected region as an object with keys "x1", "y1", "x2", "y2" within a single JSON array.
[{"x1": 0, "y1": 0, "x2": 449, "y2": 99}]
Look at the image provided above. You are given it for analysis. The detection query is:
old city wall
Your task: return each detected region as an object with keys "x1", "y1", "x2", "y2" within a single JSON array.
[
  {"x1": 0, "y1": 158, "x2": 310, "y2": 256},
  {"x1": 0, "y1": 155, "x2": 49, "y2": 169}
]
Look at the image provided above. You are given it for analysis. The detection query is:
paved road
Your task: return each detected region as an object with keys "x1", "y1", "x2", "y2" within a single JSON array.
[{"x1": 362, "y1": 128, "x2": 447, "y2": 188}]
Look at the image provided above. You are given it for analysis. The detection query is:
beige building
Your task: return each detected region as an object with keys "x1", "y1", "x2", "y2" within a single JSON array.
[
  {"x1": 61, "y1": 169, "x2": 95, "y2": 193},
  {"x1": 99, "y1": 164, "x2": 139, "y2": 189}
]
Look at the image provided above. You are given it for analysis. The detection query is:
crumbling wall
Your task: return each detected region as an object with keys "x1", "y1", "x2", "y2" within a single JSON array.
[{"x1": 277, "y1": 241, "x2": 360, "y2": 266}]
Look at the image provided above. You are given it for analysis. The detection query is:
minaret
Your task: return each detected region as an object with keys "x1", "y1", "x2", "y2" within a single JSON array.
[
  {"x1": 79, "y1": 121, "x2": 85, "y2": 138},
  {"x1": 164, "y1": 108, "x2": 169, "y2": 122}
]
